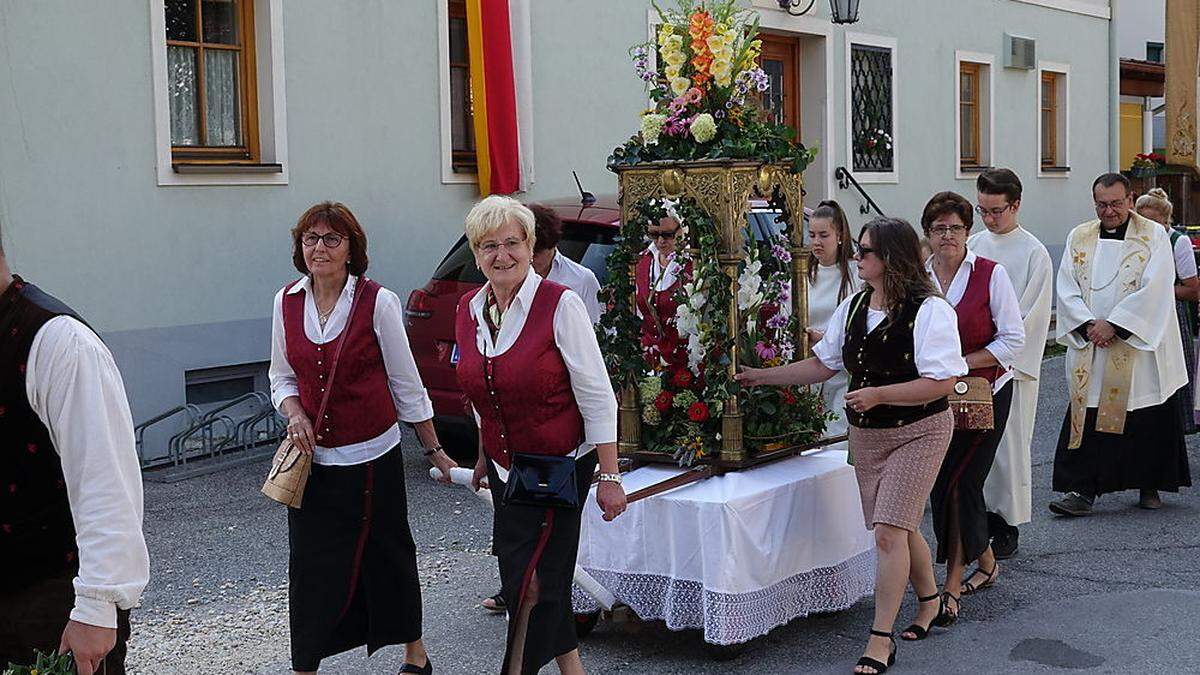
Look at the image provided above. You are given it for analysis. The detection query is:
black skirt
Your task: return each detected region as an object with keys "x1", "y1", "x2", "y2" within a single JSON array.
[
  {"x1": 932, "y1": 381, "x2": 1013, "y2": 564},
  {"x1": 287, "y1": 446, "x2": 422, "y2": 672},
  {"x1": 1175, "y1": 300, "x2": 1197, "y2": 434},
  {"x1": 487, "y1": 452, "x2": 598, "y2": 675},
  {"x1": 1053, "y1": 400, "x2": 1193, "y2": 496}
]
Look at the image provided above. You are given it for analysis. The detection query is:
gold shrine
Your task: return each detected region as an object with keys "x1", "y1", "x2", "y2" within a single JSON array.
[{"x1": 614, "y1": 159, "x2": 815, "y2": 468}]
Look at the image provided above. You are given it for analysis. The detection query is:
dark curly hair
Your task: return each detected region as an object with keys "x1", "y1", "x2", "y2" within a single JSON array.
[
  {"x1": 291, "y1": 202, "x2": 369, "y2": 277},
  {"x1": 528, "y1": 203, "x2": 563, "y2": 253},
  {"x1": 859, "y1": 217, "x2": 941, "y2": 317},
  {"x1": 920, "y1": 191, "x2": 975, "y2": 235}
]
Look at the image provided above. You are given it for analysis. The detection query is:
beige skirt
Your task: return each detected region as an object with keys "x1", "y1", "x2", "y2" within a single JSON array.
[{"x1": 848, "y1": 408, "x2": 954, "y2": 532}]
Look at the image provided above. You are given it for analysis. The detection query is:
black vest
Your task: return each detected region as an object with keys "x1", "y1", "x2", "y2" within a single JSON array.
[
  {"x1": 842, "y1": 290, "x2": 949, "y2": 429},
  {"x1": 0, "y1": 276, "x2": 83, "y2": 590}
]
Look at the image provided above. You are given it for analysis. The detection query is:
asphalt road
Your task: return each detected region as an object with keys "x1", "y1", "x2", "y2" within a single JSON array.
[{"x1": 128, "y1": 355, "x2": 1200, "y2": 673}]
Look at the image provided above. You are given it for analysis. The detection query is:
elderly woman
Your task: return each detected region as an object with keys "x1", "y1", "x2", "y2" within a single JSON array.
[
  {"x1": 920, "y1": 192, "x2": 1024, "y2": 627},
  {"x1": 738, "y1": 218, "x2": 966, "y2": 675},
  {"x1": 457, "y1": 195, "x2": 626, "y2": 675},
  {"x1": 1135, "y1": 188, "x2": 1198, "y2": 505},
  {"x1": 269, "y1": 202, "x2": 457, "y2": 674}
]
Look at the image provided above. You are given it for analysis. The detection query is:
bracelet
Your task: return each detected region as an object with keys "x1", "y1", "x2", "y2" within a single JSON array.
[
  {"x1": 598, "y1": 472, "x2": 622, "y2": 484},
  {"x1": 422, "y1": 445, "x2": 443, "y2": 457}
]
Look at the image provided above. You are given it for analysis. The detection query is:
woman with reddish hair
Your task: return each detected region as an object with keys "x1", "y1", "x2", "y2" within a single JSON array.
[{"x1": 269, "y1": 201, "x2": 457, "y2": 674}]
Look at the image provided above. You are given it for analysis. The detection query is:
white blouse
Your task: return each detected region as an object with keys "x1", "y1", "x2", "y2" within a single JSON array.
[
  {"x1": 925, "y1": 250, "x2": 1026, "y2": 391},
  {"x1": 643, "y1": 245, "x2": 682, "y2": 291},
  {"x1": 808, "y1": 262, "x2": 861, "y2": 332},
  {"x1": 26, "y1": 316, "x2": 150, "y2": 630},
  {"x1": 547, "y1": 250, "x2": 604, "y2": 325},
  {"x1": 467, "y1": 271, "x2": 618, "y2": 477},
  {"x1": 1172, "y1": 234, "x2": 1198, "y2": 281},
  {"x1": 813, "y1": 294, "x2": 968, "y2": 380},
  {"x1": 269, "y1": 275, "x2": 435, "y2": 466}
]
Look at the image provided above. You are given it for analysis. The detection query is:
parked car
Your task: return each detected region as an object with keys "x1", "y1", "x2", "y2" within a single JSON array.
[{"x1": 405, "y1": 195, "x2": 791, "y2": 460}]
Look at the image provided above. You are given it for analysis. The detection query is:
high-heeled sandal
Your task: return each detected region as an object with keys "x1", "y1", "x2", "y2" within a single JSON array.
[
  {"x1": 899, "y1": 592, "x2": 941, "y2": 641},
  {"x1": 853, "y1": 629, "x2": 896, "y2": 674},
  {"x1": 932, "y1": 592, "x2": 960, "y2": 627},
  {"x1": 961, "y1": 563, "x2": 998, "y2": 595},
  {"x1": 398, "y1": 657, "x2": 433, "y2": 674}
]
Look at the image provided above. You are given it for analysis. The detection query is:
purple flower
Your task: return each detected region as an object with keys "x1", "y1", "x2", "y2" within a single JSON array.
[
  {"x1": 755, "y1": 341, "x2": 779, "y2": 361},
  {"x1": 766, "y1": 313, "x2": 789, "y2": 330},
  {"x1": 771, "y1": 243, "x2": 792, "y2": 263}
]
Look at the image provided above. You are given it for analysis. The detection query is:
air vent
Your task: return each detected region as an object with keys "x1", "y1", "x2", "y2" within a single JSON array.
[{"x1": 1005, "y1": 34, "x2": 1036, "y2": 70}]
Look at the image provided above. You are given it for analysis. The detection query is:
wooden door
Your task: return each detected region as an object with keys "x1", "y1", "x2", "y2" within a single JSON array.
[{"x1": 759, "y1": 33, "x2": 801, "y2": 136}]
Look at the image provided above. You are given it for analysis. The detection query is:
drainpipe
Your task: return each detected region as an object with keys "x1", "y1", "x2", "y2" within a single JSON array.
[
  {"x1": 1109, "y1": 0, "x2": 1121, "y2": 170},
  {"x1": 1143, "y1": 97, "x2": 1154, "y2": 154}
]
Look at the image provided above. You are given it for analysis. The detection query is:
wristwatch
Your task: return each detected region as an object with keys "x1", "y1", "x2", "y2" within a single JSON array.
[
  {"x1": 598, "y1": 472, "x2": 622, "y2": 485},
  {"x1": 422, "y1": 445, "x2": 444, "y2": 457}
]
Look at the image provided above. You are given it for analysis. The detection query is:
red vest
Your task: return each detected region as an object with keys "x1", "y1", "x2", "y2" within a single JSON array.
[
  {"x1": 282, "y1": 278, "x2": 398, "y2": 447},
  {"x1": 455, "y1": 280, "x2": 584, "y2": 469},
  {"x1": 954, "y1": 257, "x2": 1000, "y2": 382},
  {"x1": 635, "y1": 252, "x2": 689, "y2": 364}
]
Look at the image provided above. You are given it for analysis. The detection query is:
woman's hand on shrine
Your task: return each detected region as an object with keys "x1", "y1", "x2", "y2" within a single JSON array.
[
  {"x1": 597, "y1": 481, "x2": 627, "y2": 521},
  {"x1": 805, "y1": 327, "x2": 825, "y2": 344},
  {"x1": 845, "y1": 387, "x2": 882, "y2": 413},
  {"x1": 734, "y1": 366, "x2": 770, "y2": 387}
]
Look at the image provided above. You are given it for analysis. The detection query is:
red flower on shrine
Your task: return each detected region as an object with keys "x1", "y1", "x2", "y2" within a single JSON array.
[
  {"x1": 687, "y1": 402, "x2": 710, "y2": 422},
  {"x1": 654, "y1": 391, "x2": 675, "y2": 413}
]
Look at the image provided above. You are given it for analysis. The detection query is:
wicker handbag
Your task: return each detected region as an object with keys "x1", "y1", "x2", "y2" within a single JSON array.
[
  {"x1": 948, "y1": 376, "x2": 994, "y2": 431},
  {"x1": 262, "y1": 279, "x2": 365, "y2": 508}
]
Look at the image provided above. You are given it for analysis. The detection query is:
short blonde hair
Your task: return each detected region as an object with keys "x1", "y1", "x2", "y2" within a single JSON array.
[
  {"x1": 1135, "y1": 188, "x2": 1174, "y2": 224},
  {"x1": 464, "y1": 195, "x2": 536, "y2": 252}
]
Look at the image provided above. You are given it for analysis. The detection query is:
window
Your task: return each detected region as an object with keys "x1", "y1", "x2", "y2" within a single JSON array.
[
  {"x1": 448, "y1": 0, "x2": 477, "y2": 174},
  {"x1": 1037, "y1": 62, "x2": 1070, "y2": 176},
  {"x1": 1146, "y1": 41, "x2": 1164, "y2": 64},
  {"x1": 759, "y1": 34, "x2": 800, "y2": 134},
  {"x1": 956, "y1": 52, "x2": 993, "y2": 175},
  {"x1": 845, "y1": 34, "x2": 898, "y2": 182},
  {"x1": 165, "y1": 0, "x2": 259, "y2": 162}
]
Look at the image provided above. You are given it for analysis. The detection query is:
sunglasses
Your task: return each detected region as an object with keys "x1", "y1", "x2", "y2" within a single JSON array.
[
  {"x1": 854, "y1": 244, "x2": 876, "y2": 258},
  {"x1": 648, "y1": 230, "x2": 679, "y2": 241}
]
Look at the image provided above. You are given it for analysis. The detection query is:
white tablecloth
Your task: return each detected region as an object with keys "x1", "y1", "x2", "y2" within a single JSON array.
[{"x1": 573, "y1": 449, "x2": 875, "y2": 645}]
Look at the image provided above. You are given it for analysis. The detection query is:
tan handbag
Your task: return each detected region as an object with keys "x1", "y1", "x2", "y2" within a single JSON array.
[
  {"x1": 262, "y1": 279, "x2": 365, "y2": 508},
  {"x1": 948, "y1": 376, "x2": 994, "y2": 431}
]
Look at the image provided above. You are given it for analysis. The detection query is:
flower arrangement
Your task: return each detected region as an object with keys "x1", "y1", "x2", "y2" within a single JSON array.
[
  {"x1": 610, "y1": 0, "x2": 816, "y2": 173},
  {"x1": 4, "y1": 651, "x2": 75, "y2": 675},
  {"x1": 855, "y1": 128, "x2": 893, "y2": 157},
  {"x1": 1132, "y1": 152, "x2": 1165, "y2": 170}
]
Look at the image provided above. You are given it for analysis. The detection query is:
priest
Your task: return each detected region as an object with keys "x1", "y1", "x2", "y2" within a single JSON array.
[
  {"x1": 1050, "y1": 173, "x2": 1192, "y2": 517},
  {"x1": 967, "y1": 168, "x2": 1053, "y2": 558}
]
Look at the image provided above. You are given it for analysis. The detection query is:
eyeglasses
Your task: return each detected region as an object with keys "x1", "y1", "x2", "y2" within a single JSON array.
[
  {"x1": 1094, "y1": 199, "x2": 1128, "y2": 213},
  {"x1": 929, "y1": 224, "x2": 968, "y2": 237},
  {"x1": 301, "y1": 232, "x2": 345, "y2": 248},
  {"x1": 478, "y1": 237, "x2": 527, "y2": 256},
  {"x1": 853, "y1": 244, "x2": 875, "y2": 259},
  {"x1": 974, "y1": 204, "x2": 1013, "y2": 218},
  {"x1": 648, "y1": 230, "x2": 679, "y2": 241}
]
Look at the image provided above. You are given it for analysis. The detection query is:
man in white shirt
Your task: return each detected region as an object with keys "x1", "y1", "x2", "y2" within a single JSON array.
[
  {"x1": 528, "y1": 204, "x2": 604, "y2": 325},
  {"x1": 967, "y1": 169, "x2": 1053, "y2": 560},
  {"x1": 0, "y1": 222, "x2": 150, "y2": 674},
  {"x1": 1050, "y1": 173, "x2": 1192, "y2": 517}
]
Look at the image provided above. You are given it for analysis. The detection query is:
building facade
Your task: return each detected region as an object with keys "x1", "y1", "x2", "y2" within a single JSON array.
[{"x1": 0, "y1": 0, "x2": 1114, "y2": 464}]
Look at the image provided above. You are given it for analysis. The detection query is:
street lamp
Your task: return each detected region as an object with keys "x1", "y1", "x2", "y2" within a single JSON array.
[{"x1": 777, "y1": 0, "x2": 862, "y2": 24}]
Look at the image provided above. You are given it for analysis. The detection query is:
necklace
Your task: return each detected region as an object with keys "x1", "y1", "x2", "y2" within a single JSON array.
[{"x1": 316, "y1": 299, "x2": 336, "y2": 328}]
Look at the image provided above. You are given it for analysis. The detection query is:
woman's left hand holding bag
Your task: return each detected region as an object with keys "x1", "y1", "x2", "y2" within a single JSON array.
[{"x1": 281, "y1": 398, "x2": 318, "y2": 454}]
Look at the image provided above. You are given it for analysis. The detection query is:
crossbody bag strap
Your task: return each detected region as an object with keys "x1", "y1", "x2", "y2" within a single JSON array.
[{"x1": 311, "y1": 277, "x2": 367, "y2": 439}]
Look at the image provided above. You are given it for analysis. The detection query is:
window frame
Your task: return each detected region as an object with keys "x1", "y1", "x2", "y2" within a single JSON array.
[
  {"x1": 844, "y1": 32, "x2": 899, "y2": 184},
  {"x1": 165, "y1": 0, "x2": 261, "y2": 163},
  {"x1": 954, "y1": 51, "x2": 994, "y2": 179},
  {"x1": 1037, "y1": 61, "x2": 1070, "y2": 178},
  {"x1": 439, "y1": 0, "x2": 478, "y2": 184},
  {"x1": 1146, "y1": 41, "x2": 1164, "y2": 64},
  {"x1": 758, "y1": 32, "x2": 802, "y2": 136}
]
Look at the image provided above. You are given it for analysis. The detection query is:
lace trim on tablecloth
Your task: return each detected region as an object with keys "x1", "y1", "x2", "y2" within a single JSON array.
[{"x1": 572, "y1": 547, "x2": 875, "y2": 645}]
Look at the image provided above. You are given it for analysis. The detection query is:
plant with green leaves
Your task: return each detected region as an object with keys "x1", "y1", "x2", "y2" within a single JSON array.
[{"x1": 4, "y1": 650, "x2": 76, "y2": 675}]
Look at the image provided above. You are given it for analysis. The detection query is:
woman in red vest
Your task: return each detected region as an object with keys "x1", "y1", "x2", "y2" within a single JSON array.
[
  {"x1": 919, "y1": 192, "x2": 1025, "y2": 630},
  {"x1": 456, "y1": 195, "x2": 626, "y2": 675},
  {"x1": 636, "y1": 211, "x2": 692, "y2": 369},
  {"x1": 269, "y1": 202, "x2": 458, "y2": 675}
]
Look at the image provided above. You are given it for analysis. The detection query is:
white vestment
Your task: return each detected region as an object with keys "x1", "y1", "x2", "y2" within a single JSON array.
[
  {"x1": 807, "y1": 263, "x2": 860, "y2": 443},
  {"x1": 968, "y1": 226, "x2": 1053, "y2": 525},
  {"x1": 1056, "y1": 215, "x2": 1186, "y2": 415}
]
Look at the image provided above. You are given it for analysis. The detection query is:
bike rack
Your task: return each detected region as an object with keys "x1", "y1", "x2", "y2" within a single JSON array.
[{"x1": 134, "y1": 404, "x2": 201, "y2": 466}]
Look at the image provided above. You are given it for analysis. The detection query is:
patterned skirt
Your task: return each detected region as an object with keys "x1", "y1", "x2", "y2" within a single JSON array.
[
  {"x1": 1175, "y1": 300, "x2": 1196, "y2": 434},
  {"x1": 847, "y1": 408, "x2": 954, "y2": 532}
]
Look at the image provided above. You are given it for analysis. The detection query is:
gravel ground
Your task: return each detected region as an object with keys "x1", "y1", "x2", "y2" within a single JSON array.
[{"x1": 126, "y1": 356, "x2": 1200, "y2": 673}]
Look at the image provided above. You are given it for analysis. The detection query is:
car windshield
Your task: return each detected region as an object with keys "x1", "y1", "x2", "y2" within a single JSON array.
[{"x1": 433, "y1": 221, "x2": 618, "y2": 284}]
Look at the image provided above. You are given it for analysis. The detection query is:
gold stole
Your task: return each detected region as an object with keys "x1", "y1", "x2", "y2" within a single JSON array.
[{"x1": 1066, "y1": 215, "x2": 1154, "y2": 449}]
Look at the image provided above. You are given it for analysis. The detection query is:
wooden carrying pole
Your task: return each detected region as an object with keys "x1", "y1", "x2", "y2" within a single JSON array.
[{"x1": 1166, "y1": 0, "x2": 1200, "y2": 171}]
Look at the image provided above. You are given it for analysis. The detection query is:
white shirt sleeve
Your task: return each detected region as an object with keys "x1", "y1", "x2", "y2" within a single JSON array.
[
  {"x1": 373, "y1": 289, "x2": 436, "y2": 423},
  {"x1": 812, "y1": 295, "x2": 857, "y2": 371},
  {"x1": 914, "y1": 297, "x2": 969, "y2": 379},
  {"x1": 553, "y1": 290, "x2": 618, "y2": 445},
  {"x1": 579, "y1": 268, "x2": 604, "y2": 326},
  {"x1": 25, "y1": 317, "x2": 150, "y2": 629},
  {"x1": 268, "y1": 288, "x2": 299, "y2": 413},
  {"x1": 982, "y1": 264, "x2": 1026, "y2": 369},
  {"x1": 1173, "y1": 235, "x2": 1198, "y2": 280}
]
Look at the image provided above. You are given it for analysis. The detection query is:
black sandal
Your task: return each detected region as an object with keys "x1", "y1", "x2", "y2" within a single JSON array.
[
  {"x1": 899, "y1": 592, "x2": 941, "y2": 641},
  {"x1": 482, "y1": 592, "x2": 507, "y2": 614},
  {"x1": 961, "y1": 563, "x2": 998, "y2": 595},
  {"x1": 932, "y1": 592, "x2": 960, "y2": 627},
  {"x1": 398, "y1": 657, "x2": 432, "y2": 674},
  {"x1": 853, "y1": 629, "x2": 896, "y2": 674}
]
